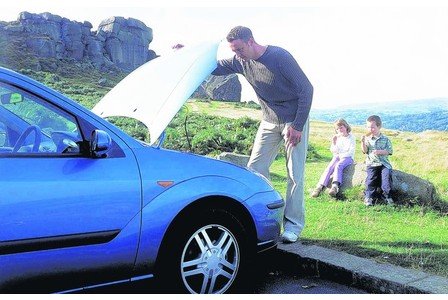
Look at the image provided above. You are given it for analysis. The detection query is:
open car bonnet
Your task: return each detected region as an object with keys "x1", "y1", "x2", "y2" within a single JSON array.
[{"x1": 92, "y1": 40, "x2": 220, "y2": 145}]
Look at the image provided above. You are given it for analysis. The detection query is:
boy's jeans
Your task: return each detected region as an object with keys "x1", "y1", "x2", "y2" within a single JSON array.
[
  {"x1": 247, "y1": 119, "x2": 309, "y2": 237},
  {"x1": 365, "y1": 165, "x2": 392, "y2": 198}
]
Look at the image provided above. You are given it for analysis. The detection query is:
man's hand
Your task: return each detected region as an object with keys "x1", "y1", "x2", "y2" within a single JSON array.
[{"x1": 286, "y1": 126, "x2": 302, "y2": 147}]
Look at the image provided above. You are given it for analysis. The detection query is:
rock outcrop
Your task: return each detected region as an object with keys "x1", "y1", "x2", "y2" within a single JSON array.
[
  {"x1": 0, "y1": 12, "x2": 241, "y2": 100},
  {"x1": 193, "y1": 74, "x2": 242, "y2": 102},
  {"x1": 97, "y1": 16, "x2": 155, "y2": 70},
  {"x1": 1, "y1": 12, "x2": 156, "y2": 71}
]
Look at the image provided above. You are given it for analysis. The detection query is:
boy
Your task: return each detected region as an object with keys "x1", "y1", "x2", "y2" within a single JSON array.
[{"x1": 360, "y1": 115, "x2": 394, "y2": 206}]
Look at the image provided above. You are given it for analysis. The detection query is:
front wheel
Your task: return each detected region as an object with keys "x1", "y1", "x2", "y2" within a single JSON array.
[{"x1": 157, "y1": 208, "x2": 250, "y2": 294}]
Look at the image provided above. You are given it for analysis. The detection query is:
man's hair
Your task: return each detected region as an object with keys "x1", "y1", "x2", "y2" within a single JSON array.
[
  {"x1": 226, "y1": 26, "x2": 253, "y2": 42},
  {"x1": 334, "y1": 118, "x2": 351, "y2": 133},
  {"x1": 367, "y1": 115, "x2": 382, "y2": 127}
]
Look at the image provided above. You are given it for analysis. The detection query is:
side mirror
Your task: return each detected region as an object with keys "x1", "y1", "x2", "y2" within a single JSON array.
[
  {"x1": 1, "y1": 93, "x2": 23, "y2": 104},
  {"x1": 90, "y1": 130, "x2": 112, "y2": 158}
]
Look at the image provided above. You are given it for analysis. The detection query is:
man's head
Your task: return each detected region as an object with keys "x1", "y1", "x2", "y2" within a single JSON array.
[
  {"x1": 226, "y1": 26, "x2": 254, "y2": 43},
  {"x1": 226, "y1": 26, "x2": 259, "y2": 61}
]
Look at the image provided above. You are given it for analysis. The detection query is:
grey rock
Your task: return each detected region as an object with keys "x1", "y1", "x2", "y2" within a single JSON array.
[
  {"x1": 3, "y1": 24, "x2": 23, "y2": 32},
  {"x1": 193, "y1": 74, "x2": 241, "y2": 102},
  {"x1": 98, "y1": 78, "x2": 108, "y2": 86},
  {"x1": 3, "y1": 12, "x2": 155, "y2": 72},
  {"x1": 86, "y1": 39, "x2": 105, "y2": 67},
  {"x1": 25, "y1": 36, "x2": 56, "y2": 58},
  {"x1": 19, "y1": 11, "x2": 61, "y2": 41},
  {"x1": 216, "y1": 152, "x2": 249, "y2": 167},
  {"x1": 97, "y1": 16, "x2": 153, "y2": 71},
  {"x1": 345, "y1": 163, "x2": 436, "y2": 203}
]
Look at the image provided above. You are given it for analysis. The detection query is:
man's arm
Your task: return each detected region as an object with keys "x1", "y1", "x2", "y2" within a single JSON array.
[
  {"x1": 212, "y1": 57, "x2": 243, "y2": 76},
  {"x1": 279, "y1": 51, "x2": 313, "y2": 132}
]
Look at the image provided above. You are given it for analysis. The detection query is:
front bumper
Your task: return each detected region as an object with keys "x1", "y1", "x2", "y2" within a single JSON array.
[{"x1": 244, "y1": 190, "x2": 284, "y2": 247}]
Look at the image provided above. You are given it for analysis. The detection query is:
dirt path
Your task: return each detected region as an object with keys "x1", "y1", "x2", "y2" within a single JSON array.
[{"x1": 188, "y1": 101, "x2": 262, "y2": 120}]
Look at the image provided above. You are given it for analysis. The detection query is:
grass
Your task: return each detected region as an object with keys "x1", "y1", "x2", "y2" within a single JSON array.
[
  {"x1": 273, "y1": 158, "x2": 447, "y2": 277},
  {"x1": 189, "y1": 101, "x2": 448, "y2": 278}
]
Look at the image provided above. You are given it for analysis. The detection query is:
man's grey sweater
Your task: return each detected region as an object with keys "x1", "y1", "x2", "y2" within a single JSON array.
[{"x1": 212, "y1": 45, "x2": 313, "y2": 131}]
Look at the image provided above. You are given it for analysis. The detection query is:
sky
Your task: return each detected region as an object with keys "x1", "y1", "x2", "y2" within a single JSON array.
[{"x1": 1, "y1": 0, "x2": 448, "y2": 109}]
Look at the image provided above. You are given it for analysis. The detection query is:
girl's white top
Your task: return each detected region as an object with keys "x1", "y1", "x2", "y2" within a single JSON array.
[{"x1": 330, "y1": 133, "x2": 355, "y2": 159}]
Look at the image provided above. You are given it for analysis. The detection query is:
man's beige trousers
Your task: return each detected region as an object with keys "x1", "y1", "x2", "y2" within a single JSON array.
[{"x1": 247, "y1": 118, "x2": 309, "y2": 237}]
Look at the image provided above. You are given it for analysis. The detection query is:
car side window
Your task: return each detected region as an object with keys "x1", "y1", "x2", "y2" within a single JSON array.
[{"x1": 0, "y1": 82, "x2": 83, "y2": 155}]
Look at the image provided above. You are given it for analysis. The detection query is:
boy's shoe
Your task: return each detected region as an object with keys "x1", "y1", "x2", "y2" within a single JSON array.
[
  {"x1": 364, "y1": 197, "x2": 374, "y2": 206},
  {"x1": 385, "y1": 197, "x2": 394, "y2": 205},
  {"x1": 328, "y1": 185, "x2": 339, "y2": 197},
  {"x1": 311, "y1": 185, "x2": 323, "y2": 198},
  {"x1": 281, "y1": 231, "x2": 299, "y2": 243}
]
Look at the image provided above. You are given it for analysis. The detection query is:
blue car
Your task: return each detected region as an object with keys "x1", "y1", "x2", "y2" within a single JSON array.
[{"x1": 0, "y1": 66, "x2": 283, "y2": 293}]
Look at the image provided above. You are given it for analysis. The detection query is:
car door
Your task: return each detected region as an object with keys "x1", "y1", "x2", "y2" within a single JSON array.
[{"x1": 0, "y1": 81, "x2": 142, "y2": 290}]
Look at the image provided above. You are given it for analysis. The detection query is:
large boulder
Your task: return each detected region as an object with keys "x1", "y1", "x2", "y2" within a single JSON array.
[
  {"x1": 193, "y1": 74, "x2": 241, "y2": 102},
  {"x1": 97, "y1": 16, "x2": 153, "y2": 71},
  {"x1": 216, "y1": 152, "x2": 249, "y2": 167},
  {"x1": 341, "y1": 163, "x2": 436, "y2": 203},
  {"x1": 18, "y1": 12, "x2": 92, "y2": 61},
  {"x1": 19, "y1": 11, "x2": 62, "y2": 40}
]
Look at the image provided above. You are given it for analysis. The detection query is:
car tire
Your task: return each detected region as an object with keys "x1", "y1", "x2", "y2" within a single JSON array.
[{"x1": 156, "y1": 207, "x2": 251, "y2": 294}]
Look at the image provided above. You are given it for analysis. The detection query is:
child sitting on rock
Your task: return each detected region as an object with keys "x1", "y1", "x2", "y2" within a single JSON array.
[
  {"x1": 312, "y1": 118, "x2": 355, "y2": 198},
  {"x1": 360, "y1": 115, "x2": 394, "y2": 206}
]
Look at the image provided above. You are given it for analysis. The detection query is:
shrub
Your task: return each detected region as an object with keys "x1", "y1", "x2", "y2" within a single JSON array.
[{"x1": 164, "y1": 110, "x2": 259, "y2": 156}]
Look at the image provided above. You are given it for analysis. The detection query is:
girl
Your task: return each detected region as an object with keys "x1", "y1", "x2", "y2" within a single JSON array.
[{"x1": 312, "y1": 119, "x2": 355, "y2": 197}]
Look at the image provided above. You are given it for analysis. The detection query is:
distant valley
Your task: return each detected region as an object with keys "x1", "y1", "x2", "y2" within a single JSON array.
[{"x1": 310, "y1": 98, "x2": 448, "y2": 132}]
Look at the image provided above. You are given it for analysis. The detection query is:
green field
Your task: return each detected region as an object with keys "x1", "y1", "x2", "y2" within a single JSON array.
[{"x1": 188, "y1": 101, "x2": 448, "y2": 278}]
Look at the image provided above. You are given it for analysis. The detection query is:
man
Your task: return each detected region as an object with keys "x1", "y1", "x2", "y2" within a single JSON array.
[{"x1": 212, "y1": 26, "x2": 313, "y2": 243}]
